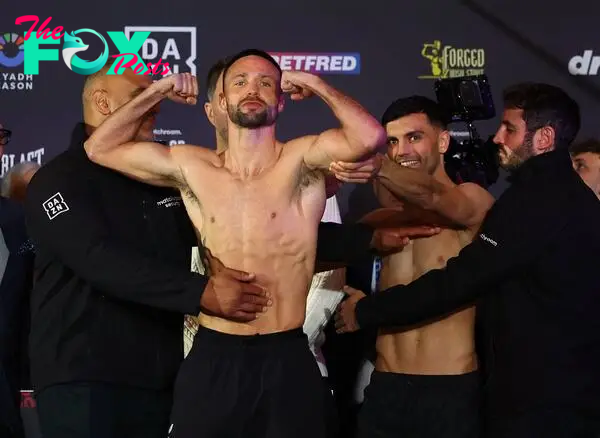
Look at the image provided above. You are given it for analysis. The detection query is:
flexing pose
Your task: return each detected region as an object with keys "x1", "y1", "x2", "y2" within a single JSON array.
[
  {"x1": 332, "y1": 96, "x2": 494, "y2": 438},
  {"x1": 85, "y1": 49, "x2": 386, "y2": 437}
]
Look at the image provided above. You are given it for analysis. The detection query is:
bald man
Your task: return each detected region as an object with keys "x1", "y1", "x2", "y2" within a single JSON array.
[{"x1": 25, "y1": 63, "x2": 270, "y2": 438}]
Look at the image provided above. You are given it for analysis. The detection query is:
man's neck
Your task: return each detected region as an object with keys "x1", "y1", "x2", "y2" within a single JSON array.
[
  {"x1": 224, "y1": 125, "x2": 279, "y2": 177},
  {"x1": 433, "y1": 161, "x2": 456, "y2": 188},
  {"x1": 216, "y1": 134, "x2": 227, "y2": 154}
]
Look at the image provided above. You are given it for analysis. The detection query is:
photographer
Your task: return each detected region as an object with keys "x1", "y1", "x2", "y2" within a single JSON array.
[{"x1": 336, "y1": 83, "x2": 600, "y2": 437}]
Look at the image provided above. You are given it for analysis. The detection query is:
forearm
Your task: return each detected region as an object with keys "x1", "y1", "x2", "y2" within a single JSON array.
[
  {"x1": 86, "y1": 86, "x2": 165, "y2": 153},
  {"x1": 307, "y1": 76, "x2": 385, "y2": 153},
  {"x1": 377, "y1": 158, "x2": 440, "y2": 208}
]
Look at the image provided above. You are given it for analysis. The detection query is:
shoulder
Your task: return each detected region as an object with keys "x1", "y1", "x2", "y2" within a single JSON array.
[
  {"x1": 171, "y1": 144, "x2": 221, "y2": 168},
  {"x1": 457, "y1": 182, "x2": 495, "y2": 209}
]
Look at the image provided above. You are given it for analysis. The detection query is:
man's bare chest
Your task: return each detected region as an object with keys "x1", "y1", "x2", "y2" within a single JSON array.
[
  {"x1": 382, "y1": 228, "x2": 473, "y2": 285},
  {"x1": 181, "y1": 170, "x2": 325, "y2": 244}
]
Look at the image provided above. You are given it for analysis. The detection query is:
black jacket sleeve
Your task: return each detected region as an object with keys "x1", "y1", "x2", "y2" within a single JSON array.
[
  {"x1": 356, "y1": 179, "x2": 573, "y2": 329},
  {"x1": 24, "y1": 172, "x2": 208, "y2": 316},
  {"x1": 316, "y1": 222, "x2": 373, "y2": 264}
]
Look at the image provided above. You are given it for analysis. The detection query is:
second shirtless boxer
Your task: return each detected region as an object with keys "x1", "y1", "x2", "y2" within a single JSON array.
[
  {"x1": 84, "y1": 49, "x2": 386, "y2": 438},
  {"x1": 332, "y1": 96, "x2": 494, "y2": 438}
]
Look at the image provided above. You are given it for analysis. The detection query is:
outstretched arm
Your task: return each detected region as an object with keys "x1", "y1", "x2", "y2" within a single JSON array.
[
  {"x1": 84, "y1": 73, "x2": 200, "y2": 187},
  {"x1": 281, "y1": 71, "x2": 386, "y2": 170},
  {"x1": 335, "y1": 154, "x2": 495, "y2": 228}
]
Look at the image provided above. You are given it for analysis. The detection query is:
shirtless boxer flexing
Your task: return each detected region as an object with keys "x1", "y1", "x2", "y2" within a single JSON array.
[
  {"x1": 84, "y1": 49, "x2": 386, "y2": 438},
  {"x1": 332, "y1": 96, "x2": 494, "y2": 438}
]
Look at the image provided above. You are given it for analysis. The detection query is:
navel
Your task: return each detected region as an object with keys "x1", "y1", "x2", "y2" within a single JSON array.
[{"x1": 271, "y1": 212, "x2": 277, "y2": 219}]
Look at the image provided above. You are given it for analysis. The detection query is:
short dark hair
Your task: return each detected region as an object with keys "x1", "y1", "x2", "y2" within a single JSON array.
[
  {"x1": 381, "y1": 95, "x2": 449, "y2": 129},
  {"x1": 221, "y1": 49, "x2": 281, "y2": 86},
  {"x1": 570, "y1": 138, "x2": 600, "y2": 156},
  {"x1": 502, "y1": 83, "x2": 580, "y2": 150},
  {"x1": 205, "y1": 57, "x2": 230, "y2": 101}
]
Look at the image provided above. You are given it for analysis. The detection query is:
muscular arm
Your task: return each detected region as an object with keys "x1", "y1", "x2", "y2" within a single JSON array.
[
  {"x1": 84, "y1": 76, "x2": 203, "y2": 187},
  {"x1": 298, "y1": 74, "x2": 386, "y2": 170},
  {"x1": 377, "y1": 156, "x2": 495, "y2": 228}
]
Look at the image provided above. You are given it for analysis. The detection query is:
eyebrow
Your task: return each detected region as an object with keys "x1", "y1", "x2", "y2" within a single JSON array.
[{"x1": 502, "y1": 120, "x2": 517, "y2": 129}]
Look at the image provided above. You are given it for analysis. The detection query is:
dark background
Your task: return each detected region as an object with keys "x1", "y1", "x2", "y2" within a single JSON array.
[{"x1": 1, "y1": 1, "x2": 597, "y2": 435}]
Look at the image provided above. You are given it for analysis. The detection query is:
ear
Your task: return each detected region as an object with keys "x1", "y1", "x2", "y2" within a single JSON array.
[
  {"x1": 533, "y1": 126, "x2": 556, "y2": 154},
  {"x1": 218, "y1": 91, "x2": 227, "y2": 113},
  {"x1": 438, "y1": 130, "x2": 450, "y2": 154},
  {"x1": 92, "y1": 90, "x2": 111, "y2": 116},
  {"x1": 204, "y1": 102, "x2": 216, "y2": 127}
]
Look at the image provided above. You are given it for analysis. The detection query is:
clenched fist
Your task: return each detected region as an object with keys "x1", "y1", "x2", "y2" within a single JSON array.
[
  {"x1": 281, "y1": 71, "x2": 316, "y2": 101},
  {"x1": 152, "y1": 72, "x2": 198, "y2": 105}
]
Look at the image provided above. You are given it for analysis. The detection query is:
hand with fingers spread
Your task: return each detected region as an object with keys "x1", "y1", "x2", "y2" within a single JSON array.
[
  {"x1": 334, "y1": 286, "x2": 366, "y2": 334},
  {"x1": 329, "y1": 154, "x2": 384, "y2": 183},
  {"x1": 152, "y1": 72, "x2": 198, "y2": 105},
  {"x1": 200, "y1": 249, "x2": 272, "y2": 322}
]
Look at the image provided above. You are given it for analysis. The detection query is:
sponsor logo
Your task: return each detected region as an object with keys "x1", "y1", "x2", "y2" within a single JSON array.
[
  {"x1": 0, "y1": 147, "x2": 44, "y2": 177},
  {"x1": 157, "y1": 196, "x2": 182, "y2": 208},
  {"x1": 479, "y1": 233, "x2": 497, "y2": 246},
  {"x1": 418, "y1": 40, "x2": 485, "y2": 79},
  {"x1": 153, "y1": 128, "x2": 185, "y2": 146},
  {"x1": 15, "y1": 15, "x2": 170, "y2": 75},
  {"x1": 124, "y1": 26, "x2": 197, "y2": 75},
  {"x1": 568, "y1": 50, "x2": 600, "y2": 75},
  {"x1": 43, "y1": 192, "x2": 69, "y2": 220},
  {"x1": 0, "y1": 32, "x2": 34, "y2": 91},
  {"x1": 269, "y1": 53, "x2": 360, "y2": 74}
]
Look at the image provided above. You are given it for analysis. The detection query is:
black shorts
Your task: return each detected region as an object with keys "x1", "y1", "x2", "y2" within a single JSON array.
[
  {"x1": 169, "y1": 326, "x2": 335, "y2": 438},
  {"x1": 357, "y1": 370, "x2": 482, "y2": 438}
]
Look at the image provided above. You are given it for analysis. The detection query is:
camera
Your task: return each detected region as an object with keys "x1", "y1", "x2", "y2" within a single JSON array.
[{"x1": 434, "y1": 74, "x2": 500, "y2": 188}]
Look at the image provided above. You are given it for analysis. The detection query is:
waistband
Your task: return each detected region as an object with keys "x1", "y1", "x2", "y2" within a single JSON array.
[
  {"x1": 195, "y1": 325, "x2": 306, "y2": 347},
  {"x1": 371, "y1": 370, "x2": 481, "y2": 389}
]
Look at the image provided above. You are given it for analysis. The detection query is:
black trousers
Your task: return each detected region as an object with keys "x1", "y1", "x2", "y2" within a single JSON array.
[
  {"x1": 357, "y1": 370, "x2": 482, "y2": 438},
  {"x1": 170, "y1": 326, "x2": 334, "y2": 438},
  {"x1": 36, "y1": 382, "x2": 172, "y2": 438}
]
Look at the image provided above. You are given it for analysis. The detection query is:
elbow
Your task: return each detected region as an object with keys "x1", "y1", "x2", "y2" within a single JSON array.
[
  {"x1": 83, "y1": 139, "x2": 105, "y2": 164},
  {"x1": 354, "y1": 122, "x2": 387, "y2": 156}
]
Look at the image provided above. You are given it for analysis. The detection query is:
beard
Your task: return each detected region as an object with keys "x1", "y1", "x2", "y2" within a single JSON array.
[
  {"x1": 500, "y1": 131, "x2": 535, "y2": 171},
  {"x1": 228, "y1": 98, "x2": 277, "y2": 128}
]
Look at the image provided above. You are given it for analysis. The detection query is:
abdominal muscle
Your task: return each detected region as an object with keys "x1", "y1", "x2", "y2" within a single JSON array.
[
  {"x1": 375, "y1": 229, "x2": 478, "y2": 375},
  {"x1": 194, "y1": 215, "x2": 318, "y2": 336}
]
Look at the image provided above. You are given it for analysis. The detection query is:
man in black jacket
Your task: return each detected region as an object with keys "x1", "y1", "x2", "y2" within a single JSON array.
[
  {"x1": 335, "y1": 83, "x2": 600, "y2": 437},
  {"x1": 0, "y1": 123, "x2": 33, "y2": 438},
  {"x1": 25, "y1": 64, "x2": 419, "y2": 438}
]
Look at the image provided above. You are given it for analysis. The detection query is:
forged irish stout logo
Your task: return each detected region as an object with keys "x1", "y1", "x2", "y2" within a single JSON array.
[{"x1": 419, "y1": 40, "x2": 485, "y2": 79}]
